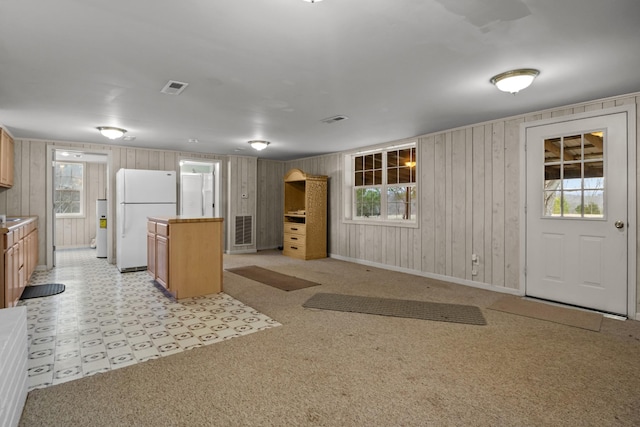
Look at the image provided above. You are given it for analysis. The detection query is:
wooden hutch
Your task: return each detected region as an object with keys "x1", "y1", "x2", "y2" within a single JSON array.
[{"x1": 283, "y1": 168, "x2": 328, "y2": 260}]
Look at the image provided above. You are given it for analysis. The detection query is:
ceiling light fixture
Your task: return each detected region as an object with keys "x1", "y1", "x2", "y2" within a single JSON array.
[
  {"x1": 302, "y1": 0, "x2": 323, "y2": 3},
  {"x1": 490, "y1": 68, "x2": 540, "y2": 94},
  {"x1": 248, "y1": 140, "x2": 270, "y2": 151},
  {"x1": 97, "y1": 126, "x2": 127, "y2": 139}
]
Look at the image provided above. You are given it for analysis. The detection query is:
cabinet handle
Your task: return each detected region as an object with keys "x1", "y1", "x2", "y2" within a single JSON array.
[
  {"x1": 291, "y1": 246, "x2": 298, "y2": 250},
  {"x1": 291, "y1": 237, "x2": 297, "y2": 240},
  {"x1": 291, "y1": 227, "x2": 298, "y2": 231}
]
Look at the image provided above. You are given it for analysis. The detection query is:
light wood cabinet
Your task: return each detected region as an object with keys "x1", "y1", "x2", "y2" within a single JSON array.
[
  {"x1": 283, "y1": 168, "x2": 328, "y2": 260},
  {"x1": 147, "y1": 216, "x2": 223, "y2": 299},
  {"x1": 0, "y1": 128, "x2": 14, "y2": 188},
  {"x1": 1, "y1": 217, "x2": 38, "y2": 308}
]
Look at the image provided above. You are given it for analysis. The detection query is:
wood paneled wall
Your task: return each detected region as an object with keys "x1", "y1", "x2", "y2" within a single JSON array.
[
  {"x1": 280, "y1": 94, "x2": 640, "y2": 316},
  {"x1": 256, "y1": 159, "x2": 285, "y2": 250},
  {"x1": 55, "y1": 161, "x2": 107, "y2": 248},
  {"x1": 227, "y1": 155, "x2": 258, "y2": 253}
]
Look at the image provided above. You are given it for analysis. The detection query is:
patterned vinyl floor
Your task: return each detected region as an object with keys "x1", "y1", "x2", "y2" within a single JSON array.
[{"x1": 20, "y1": 248, "x2": 280, "y2": 391}]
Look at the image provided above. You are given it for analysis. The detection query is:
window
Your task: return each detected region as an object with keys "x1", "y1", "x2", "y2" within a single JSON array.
[
  {"x1": 54, "y1": 162, "x2": 84, "y2": 216},
  {"x1": 543, "y1": 131, "x2": 604, "y2": 219},
  {"x1": 348, "y1": 143, "x2": 417, "y2": 222}
]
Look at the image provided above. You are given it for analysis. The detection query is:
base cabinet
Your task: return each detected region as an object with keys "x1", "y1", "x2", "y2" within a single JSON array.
[
  {"x1": 1, "y1": 217, "x2": 38, "y2": 308},
  {"x1": 147, "y1": 217, "x2": 223, "y2": 299}
]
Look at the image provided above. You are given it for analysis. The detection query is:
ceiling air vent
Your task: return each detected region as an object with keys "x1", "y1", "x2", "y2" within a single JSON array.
[
  {"x1": 321, "y1": 115, "x2": 349, "y2": 124},
  {"x1": 160, "y1": 80, "x2": 189, "y2": 95}
]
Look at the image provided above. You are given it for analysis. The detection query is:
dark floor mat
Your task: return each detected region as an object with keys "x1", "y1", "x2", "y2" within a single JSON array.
[
  {"x1": 226, "y1": 265, "x2": 320, "y2": 291},
  {"x1": 20, "y1": 283, "x2": 66, "y2": 300},
  {"x1": 303, "y1": 292, "x2": 486, "y2": 325}
]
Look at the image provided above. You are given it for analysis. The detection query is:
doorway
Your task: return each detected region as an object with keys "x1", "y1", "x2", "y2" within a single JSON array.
[
  {"x1": 523, "y1": 106, "x2": 636, "y2": 316},
  {"x1": 179, "y1": 159, "x2": 220, "y2": 217},
  {"x1": 46, "y1": 147, "x2": 112, "y2": 268}
]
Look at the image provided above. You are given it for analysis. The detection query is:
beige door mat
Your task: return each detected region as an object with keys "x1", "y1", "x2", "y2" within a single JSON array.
[{"x1": 487, "y1": 296, "x2": 602, "y2": 331}]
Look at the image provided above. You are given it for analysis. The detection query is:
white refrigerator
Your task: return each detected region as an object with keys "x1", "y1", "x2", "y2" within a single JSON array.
[{"x1": 116, "y1": 169, "x2": 177, "y2": 272}]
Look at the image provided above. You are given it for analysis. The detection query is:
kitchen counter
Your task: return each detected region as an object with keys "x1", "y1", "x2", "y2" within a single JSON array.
[
  {"x1": 148, "y1": 216, "x2": 224, "y2": 224},
  {"x1": 0, "y1": 216, "x2": 38, "y2": 233}
]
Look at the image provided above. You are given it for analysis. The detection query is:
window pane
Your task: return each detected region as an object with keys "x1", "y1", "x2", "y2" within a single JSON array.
[
  {"x1": 354, "y1": 156, "x2": 364, "y2": 171},
  {"x1": 387, "y1": 186, "x2": 416, "y2": 220},
  {"x1": 583, "y1": 190, "x2": 604, "y2": 218},
  {"x1": 563, "y1": 163, "x2": 581, "y2": 180},
  {"x1": 364, "y1": 171, "x2": 374, "y2": 185},
  {"x1": 563, "y1": 190, "x2": 581, "y2": 217},
  {"x1": 399, "y1": 148, "x2": 414, "y2": 165},
  {"x1": 54, "y1": 162, "x2": 83, "y2": 215},
  {"x1": 387, "y1": 151, "x2": 398, "y2": 167},
  {"x1": 398, "y1": 166, "x2": 412, "y2": 183},
  {"x1": 355, "y1": 188, "x2": 381, "y2": 219},
  {"x1": 563, "y1": 134, "x2": 582, "y2": 161},
  {"x1": 355, "y1": 171, "x2": 363, "y2": 186},
  {"x1": 388, "y1": 168, "x2": 398, "y2": 184},
  {"x1": 585, "y1": 131, "x2": 604, "y2": 160},
  {"x1": 544, "y1": 138, "x2": 562, "y2": 163},
  {"x1": 374, "y1": 153, "x2": 382, "y2": 169},
  {"x1": 584, "y1": 161, "x2": 603, "y2": 181},
  {"x1": 374, "y1": 169, "x2": 382, "y2": 185},
  {"x1": 544, "y1": 190, "x2": 562, "y2": 216},
  {"x1": 545, "y1": 164, "x2": 561, "y2": 180}
]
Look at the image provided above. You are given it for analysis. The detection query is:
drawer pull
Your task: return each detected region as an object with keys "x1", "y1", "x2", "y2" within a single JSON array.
[
  {"x1": 291, "y1": 237, "x2": 298, "y2": 240},
  {"x1": 291, "y1": 227, "x2": 298, "y2": 231},
  {"x1": 291, "y1": 246, "x2": 298, "y2": 250}
]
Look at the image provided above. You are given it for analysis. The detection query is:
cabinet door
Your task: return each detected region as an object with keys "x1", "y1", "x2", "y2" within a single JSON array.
[
  {"x1": 13, "y1": 245, "x2": 20, "y2": 305},
  {"x1": 147, "y1": 232, "x2": 156, "y2": 278},
  {"x1": 156, "y1": 235, "x2": 169, "y2": 289},
  {"x1": 4, "y1": 247, "x2": 14, "y2": 308},
  {"x1": 0, "y1": 130, "x2": 14, "y2": 188}
]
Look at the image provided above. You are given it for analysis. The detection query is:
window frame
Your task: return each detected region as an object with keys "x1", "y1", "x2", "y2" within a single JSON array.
[
  {"x1": 54, "y1": 161, "x2": 86, "y2": 218},
  {"x1": 343, "y1": 141, "x2": 419, "y2": 228}
]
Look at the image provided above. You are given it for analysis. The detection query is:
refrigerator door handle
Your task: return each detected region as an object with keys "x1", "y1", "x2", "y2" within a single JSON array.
[
  {"x1": 201, "y1": 174, "x2": 205, "y2": 217},
  {"x1": 121, "y1": 204, "x2": 126, "y2": 237}
]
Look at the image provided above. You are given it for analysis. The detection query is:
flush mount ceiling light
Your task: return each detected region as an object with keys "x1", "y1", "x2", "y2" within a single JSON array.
[
  {"x1": 97, "y1": 126, "x2": 127, "y2": 139},
  {"x1": 302, "y1": 0, "x2": 323, "y2": 2},
  {"x1": 248, "y1": 140, "x2": 270, "y2": 151},
  {"x1": 490, "y1": 69, "x2": 540, "y2": 94}
]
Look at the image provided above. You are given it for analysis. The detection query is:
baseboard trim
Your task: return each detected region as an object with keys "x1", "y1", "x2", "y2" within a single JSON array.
[
  {"x1": 226, "y1": 249, "x2": 258, "y2": 255},
  {"x1": 328, "y1": 253, "x2": 523, "y2": 297}
]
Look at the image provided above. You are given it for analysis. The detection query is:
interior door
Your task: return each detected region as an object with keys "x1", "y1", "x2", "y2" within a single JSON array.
[{"x1": 525, "y1": 112, "x2": 628, "y2": 315}]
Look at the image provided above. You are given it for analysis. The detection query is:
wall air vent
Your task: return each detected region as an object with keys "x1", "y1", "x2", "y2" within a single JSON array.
[
  {"x1": 234, "y1": 216, "x2": 253, "y2": 245},
  {"x1": 321, "y1": 115, "x2": 349, "y2": 124},
  {"x1": 160, "y1": 80, "x2": 189, "y2": 95}
]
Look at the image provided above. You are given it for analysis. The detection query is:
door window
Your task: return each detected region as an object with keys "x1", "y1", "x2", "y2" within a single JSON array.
[{"x1": 543, "y1": 131, "x2": 604, "y2": 218}]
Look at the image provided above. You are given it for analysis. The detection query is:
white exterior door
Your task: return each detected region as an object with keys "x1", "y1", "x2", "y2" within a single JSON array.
[{"x1": 525, "y1": 111, "x2": 629, "y2": 315}]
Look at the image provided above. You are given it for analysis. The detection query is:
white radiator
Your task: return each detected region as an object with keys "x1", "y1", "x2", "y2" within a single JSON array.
[{"x1": 0, "y1": 306, "x2": 28, "y2": 427}]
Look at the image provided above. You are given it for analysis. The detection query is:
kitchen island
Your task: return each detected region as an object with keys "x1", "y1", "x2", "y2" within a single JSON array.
[{"x1": 147, "y1": 216, "x2": 223, "y2": 299}]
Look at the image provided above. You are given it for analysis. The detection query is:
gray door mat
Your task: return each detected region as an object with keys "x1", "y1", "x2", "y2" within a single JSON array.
[{"x1": 303, "y1": 292, "x2": 486, "y2": 325}]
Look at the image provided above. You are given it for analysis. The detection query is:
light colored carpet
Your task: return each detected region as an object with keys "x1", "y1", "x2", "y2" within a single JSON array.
[
  {"x1": 19, "y1": 250, "x2": 640, "y2": 426},
  {"x1": 487, "y1": 295, "x2": 603, "y2": 331}
]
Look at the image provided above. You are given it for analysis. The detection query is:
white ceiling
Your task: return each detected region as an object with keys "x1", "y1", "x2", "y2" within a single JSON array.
[{"x1": 1, "y1": 0, "x2": 639, "y2": 161}]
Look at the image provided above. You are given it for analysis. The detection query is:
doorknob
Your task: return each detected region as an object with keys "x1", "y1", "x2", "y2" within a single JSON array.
[{"x1": 614, "y1": 220, "x2": 625, "y2": 229}]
